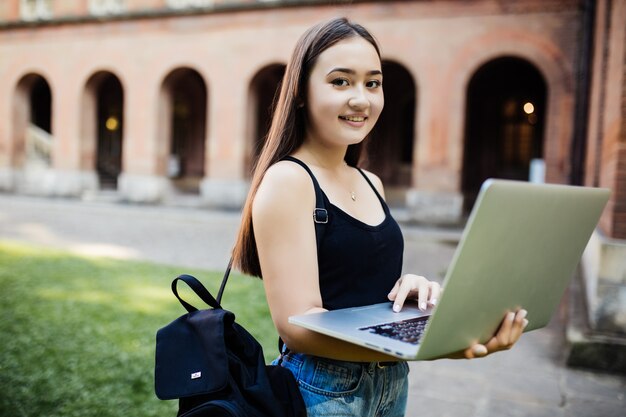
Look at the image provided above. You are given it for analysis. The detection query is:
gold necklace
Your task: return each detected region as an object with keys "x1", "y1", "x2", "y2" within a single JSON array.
[{"x1": 344, "y1": 162, "x2": 357, "y2": 202}]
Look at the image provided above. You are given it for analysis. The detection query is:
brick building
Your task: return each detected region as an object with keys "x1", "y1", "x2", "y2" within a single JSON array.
[{"x1": 1, "y1": 0, "x2": 625, "y2": 365}]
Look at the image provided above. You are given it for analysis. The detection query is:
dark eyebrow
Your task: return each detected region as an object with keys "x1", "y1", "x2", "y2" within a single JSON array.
[{"x1": 327, "y1": 67, "x2": 382, "y2": 76}]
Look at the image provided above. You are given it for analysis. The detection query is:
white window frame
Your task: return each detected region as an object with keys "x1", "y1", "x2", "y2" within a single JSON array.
[
  {"x1": 166, "y1": 0, "x2": 214, "y2": 10},
  {"x1": 89, "y1": 0, "x2": 126, "y2": 16},
  {"x1": 20, "y1": 0, "x2": 52, "y2": 21}
]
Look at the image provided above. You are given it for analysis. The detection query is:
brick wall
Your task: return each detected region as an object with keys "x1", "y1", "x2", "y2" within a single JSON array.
[
  {"x1": 615, "y1": 147, "x2": 626, "y2": 238},
  {"x1": 0, "y1": 0, "x2": 19, "y2": 21},
  {"x1": 586, "y1": 0, "x2": 626, "y2": 240},
  {"x1": 0, "y1": 0, "x2": 607, "y2": 211},
  {"x1": 0, "y1": 0, "x2": 338, "y2": 22}
]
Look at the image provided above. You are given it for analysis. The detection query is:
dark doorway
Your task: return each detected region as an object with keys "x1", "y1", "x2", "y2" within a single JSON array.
[
  {"x1": 166, "y1": 69, "x2": 207, "y2": 193},
  {"x1": 30, "y1": 77, "x2": 52, "y2": 134},
  {"x1": 96, "y1": 75, "x2": 124, "y2": 189},
  {"x1": 462, "y1": 57, "x2": 547, "y2": 211},
  {"x1": 366, "y1": 61, "x2": 416, "y2": 189},
  {"x1": 247, "y1": 64, "x2": 285, "y2": 176},
  {"x1": 13, "y1": 74, "x2": 53, "y2": 168}
]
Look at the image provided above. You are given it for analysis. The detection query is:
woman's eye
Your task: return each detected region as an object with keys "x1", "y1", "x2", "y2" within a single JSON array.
[
  {"x1": 331, "y1": 78, "x2": 349, "y2": 87},
  {"x1": 367, "y1": 80, "x2": 382, "y2": 88}
]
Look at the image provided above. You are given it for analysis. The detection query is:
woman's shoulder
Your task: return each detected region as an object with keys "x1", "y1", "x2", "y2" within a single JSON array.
[
  {"x1": 254, "y1": 160, "x2": 315, "y2": 213},
  {"x1": 262, "y1": 159, "x2": 313, "y2": 189}
]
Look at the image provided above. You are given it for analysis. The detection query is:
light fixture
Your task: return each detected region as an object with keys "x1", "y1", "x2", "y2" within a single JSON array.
[
  {"x1": 105, "y1": 116, "x2": 119, "y2": 131},
  {"x1": 523, "y1": 102, "x2": 535, "y2": 114}
]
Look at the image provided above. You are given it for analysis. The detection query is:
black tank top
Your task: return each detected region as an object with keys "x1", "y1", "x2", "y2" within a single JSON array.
[{"x1": 283, "y1": 156, "x2": 404, "y2": 311}]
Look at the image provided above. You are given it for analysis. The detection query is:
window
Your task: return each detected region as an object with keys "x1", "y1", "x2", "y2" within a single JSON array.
[
  {"x1": 20, "y1": 0, "x2": 52, "y2": 21},
  {"x1": 89, "y1": 0, "x2": 125, "y2": 16},
  {"x1": 166, "y1": 0, "x2": 214, "y2": 10}
]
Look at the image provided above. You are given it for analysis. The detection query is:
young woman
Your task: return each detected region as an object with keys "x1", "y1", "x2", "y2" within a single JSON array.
[{"x1": 232, "y1": 17, "x2": 529, "y2": 417}]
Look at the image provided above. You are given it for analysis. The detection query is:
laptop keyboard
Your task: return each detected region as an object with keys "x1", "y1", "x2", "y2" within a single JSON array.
[{"x1": 359, "y1": 315, "x2": 430, "y2": 345}]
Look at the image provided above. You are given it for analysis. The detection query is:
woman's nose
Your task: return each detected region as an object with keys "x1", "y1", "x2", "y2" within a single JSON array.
[{"x1": 348, "y1": 87, "x2": 369, "y2": 110}]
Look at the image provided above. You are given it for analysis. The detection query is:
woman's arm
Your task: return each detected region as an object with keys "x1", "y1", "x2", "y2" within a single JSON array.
[{"x1": 252, "y1": 161, "x2": 398, "y2": 362}]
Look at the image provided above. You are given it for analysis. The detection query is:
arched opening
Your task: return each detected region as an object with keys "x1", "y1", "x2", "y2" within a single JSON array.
[
  {"x1": 160, "y1": 68, "x2": 208, "y2": 194},
  {"x1": 246, "y1": 63, "x2": 285, "y2": 177},
  {"x1": 95, "y1": 74, "x2": 124, "y2": 189},
  {"x1": 462, "y1": 56, "x2": 547, "y2": 211},
  {"x1": 366, "y1": 61, "x2": 416, "y2": 205},
  {"x1": 12, "y1": 73, "x2": 53, "y2": 169},
  {"x1": 30, "y1": 77, "x2": 52, "y2": 134},
  {"x1": 82, "y1": 72, "x2": 125, "y2": 189}
]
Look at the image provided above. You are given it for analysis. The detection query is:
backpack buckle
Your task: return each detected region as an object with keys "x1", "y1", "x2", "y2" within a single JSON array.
[{"x1": 313, "y1": 208, "x2": 328, "y2": 224}]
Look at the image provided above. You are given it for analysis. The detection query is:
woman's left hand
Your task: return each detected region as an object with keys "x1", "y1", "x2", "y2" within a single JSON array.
[
  {"x1": 388, "y1": 274, "x2": 441, "y2": 313},
  {"x1": 463, "y1": 309, "x2": 529, "y2": 359}
]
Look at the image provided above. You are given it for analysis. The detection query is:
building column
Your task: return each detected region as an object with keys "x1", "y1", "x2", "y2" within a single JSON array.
[
  {"x1": 118, "y1": 73, "x2": 171, "y2": 203},
  {"x1": 44, "y1": 76, "x2": 98, "y2": 197},
  {"x1": 408, "y1": 73, "x2": 463, "y2": 224},
  {"x1": 200, "y1": 75, "x2": 249, "y2": 209},
  {"x1": 570, "y1": 0, "x2": 626, "y2": 373},
  {"x1": 0, "y1": 73, "x2": 16, "y2": 191}
]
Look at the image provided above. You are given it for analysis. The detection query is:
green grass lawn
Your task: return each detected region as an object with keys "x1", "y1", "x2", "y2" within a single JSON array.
[{"x1": 0, "y1": 241, "x2": 278, "y2": 417}]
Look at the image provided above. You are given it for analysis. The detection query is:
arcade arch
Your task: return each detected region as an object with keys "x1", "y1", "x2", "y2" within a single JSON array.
[
  {"x1": 158, "y1": 67, "x2": 208, "y2": 194},
  {"x1": 245, "y1": 63, "x2": 285, "y2": 177},
  {"x1": 82, "y1": 71, "x2": 125, "y2": 189},
  {"x1": 12, "y1": 73, "x2": 53, "y2": 169},
  {"x1": 366, "y1": 61, "x2": 416, "y2": 200},
  {"x1": 462, "y1": 56, "x2": 547, "y2": 210}
]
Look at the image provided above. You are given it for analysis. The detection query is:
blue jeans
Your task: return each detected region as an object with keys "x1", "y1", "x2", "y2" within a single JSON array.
[{"x1": 273, "y1": 352, "x2": 409, "y2": 417}]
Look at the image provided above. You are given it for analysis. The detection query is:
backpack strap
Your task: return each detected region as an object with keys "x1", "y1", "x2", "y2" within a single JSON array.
[
  {"x1": 172, "y1": 274, "x2": 221, "y2": 312},
  {"x1": 216, "y1": 257, "x2": 233, "y2": 306}
]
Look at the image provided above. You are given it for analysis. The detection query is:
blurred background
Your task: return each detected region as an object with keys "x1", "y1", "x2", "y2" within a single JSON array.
[{"x1": 0, "y1": 0, "x2": 625, "y2": 416}]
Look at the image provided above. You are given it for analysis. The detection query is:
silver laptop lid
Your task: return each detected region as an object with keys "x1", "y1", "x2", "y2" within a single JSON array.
[{"x1": 415, "y1": 179, "x2": 610, "y2": 359}]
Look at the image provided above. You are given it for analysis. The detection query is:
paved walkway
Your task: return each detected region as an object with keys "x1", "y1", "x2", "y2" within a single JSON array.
[{"x1": 0, "y1": 193, "x2": 624, "y2": 416}]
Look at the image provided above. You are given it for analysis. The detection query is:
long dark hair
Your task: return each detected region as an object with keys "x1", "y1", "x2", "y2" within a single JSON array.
[{"x1": 232, "y1": 17, "x2": 381, "y2": 278}]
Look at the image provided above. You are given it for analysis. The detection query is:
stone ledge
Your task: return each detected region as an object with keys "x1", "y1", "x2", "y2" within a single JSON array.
[
  {"x1": 566, "y1": 271, "x2": 626, "y2": 374},
  {"x1": 118, "y1": 173, "x2": 171, "y2": 203},
  {"x1": 8, "y1": 168, "x2": 98, "y2": 197},
  {"x1": 566, "y1": 339, "x2": 626, "y2": 374},
  {"x1": 200, "y1": 178, "x2": 248, "y2": 210},
  {"x1": 405, "y1": 189, "x2": 464, "y2": 225}
]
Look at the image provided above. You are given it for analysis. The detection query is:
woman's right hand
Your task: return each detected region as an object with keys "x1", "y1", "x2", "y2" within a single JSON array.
[
  {"x1": 387, "y1": 274, "x2": 441, "y2": 313},
  {"x1": 461, "y1": 309, "x2": 529, "y2": 359}
]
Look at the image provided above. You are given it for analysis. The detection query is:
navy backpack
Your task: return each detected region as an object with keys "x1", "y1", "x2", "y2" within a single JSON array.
[{"x1": 154, "y1": 262, "x2": 306, "y2": 417}]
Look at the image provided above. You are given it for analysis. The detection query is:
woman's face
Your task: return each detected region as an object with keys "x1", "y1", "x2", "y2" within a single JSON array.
[{"x1": 304, "y1": 36, "x2": 384, "y2": 149}]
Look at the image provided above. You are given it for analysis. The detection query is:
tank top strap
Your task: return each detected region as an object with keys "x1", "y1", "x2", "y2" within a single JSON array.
[
  {"x1": 355, "y1": 168, "x2": 390, "y2": 213},
  {"x1": 281, "y1": 156, "x2": 329, "y2": 238}
]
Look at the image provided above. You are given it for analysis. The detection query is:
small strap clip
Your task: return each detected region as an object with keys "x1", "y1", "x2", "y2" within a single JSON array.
[{"x1": 313, "y1": 208, "x2": 328, "y2": 224}]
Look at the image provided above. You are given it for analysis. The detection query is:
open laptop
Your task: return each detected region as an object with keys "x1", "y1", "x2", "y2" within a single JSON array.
[{"x1": 289, "y1": 179, "x2": 610, "y2": 360}]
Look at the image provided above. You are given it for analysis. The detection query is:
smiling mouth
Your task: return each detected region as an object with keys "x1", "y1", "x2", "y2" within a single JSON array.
[{"x1": 339, "y1": 115, "x2": 367, "y2": 122}]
